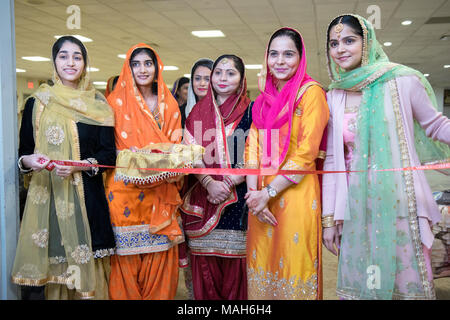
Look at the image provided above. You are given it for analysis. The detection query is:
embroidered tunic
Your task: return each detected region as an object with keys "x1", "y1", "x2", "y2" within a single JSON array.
[
  {"x1": 246, "y1": 85, "x2": 329, "y2": 300},
  {"x1": 20, "y1": 97, "x2": 116, "y2": 259}
]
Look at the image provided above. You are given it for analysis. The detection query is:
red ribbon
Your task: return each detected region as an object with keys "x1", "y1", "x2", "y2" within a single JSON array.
[{"x1": 40, "y1": 158, "x2": 450, "y2": 175}]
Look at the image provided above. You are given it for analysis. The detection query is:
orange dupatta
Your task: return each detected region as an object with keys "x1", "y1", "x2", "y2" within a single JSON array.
[
  {"x1": 106, "y1": 43, "x2": 183, "y2": 242},
  {"x1": 108, "y1": 43, "x2": 182, "y2": 149}
]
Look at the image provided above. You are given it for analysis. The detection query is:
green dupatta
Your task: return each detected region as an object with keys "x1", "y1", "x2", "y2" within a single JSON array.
[
  {"x1": 326, "y1": 14, "x2": 449, "y2": 299},
  {"x1": 12, "y1": 66, "x2": 114, "y2": 299}
]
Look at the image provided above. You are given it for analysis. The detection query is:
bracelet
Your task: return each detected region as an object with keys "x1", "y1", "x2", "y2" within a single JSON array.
[
  {"x1": 223, "y1": 176, "x2": 234, "y2": 189},
  {"x1": 201, "y1": 175, "x2": 214, "y2": 189},
  {"x1": 18, "y1": 156, "x2": 33, "y2": 174},
  {"x1": 322, "y1": 215, "x2": 336, "y2": 228},
  {"x1": 200, "y1": 175, "x2": 209, "y2": 186},
  {"x1": 86, "y1": 158, "x2": 99, "y2": 177}
]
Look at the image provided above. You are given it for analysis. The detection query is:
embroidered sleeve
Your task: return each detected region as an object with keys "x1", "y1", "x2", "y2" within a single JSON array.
[{"x1": 281, "y1": 86, "x2": 329, "y2": 184}]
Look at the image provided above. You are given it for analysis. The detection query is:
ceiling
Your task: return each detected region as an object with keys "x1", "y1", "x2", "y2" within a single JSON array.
[{"x1": 14, "y1": 0, "x2": 450, "y2": 90}]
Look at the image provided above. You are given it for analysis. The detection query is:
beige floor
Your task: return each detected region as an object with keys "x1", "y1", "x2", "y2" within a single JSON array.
[{"x1": 174, "y1": 247, "x2": 450, "y2": 300}]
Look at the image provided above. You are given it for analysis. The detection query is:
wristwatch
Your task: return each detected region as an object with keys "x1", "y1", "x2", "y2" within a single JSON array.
[{"x1": 265, "y1": 184, "x2": 278, "y2": 198}]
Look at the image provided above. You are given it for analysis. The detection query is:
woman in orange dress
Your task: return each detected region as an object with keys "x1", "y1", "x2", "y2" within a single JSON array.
[
  {"x1": 245, "y1": 28, "x2": 329, "y2": 300},
  {"x1": 105, "y1": 43, "x2": 184, "y2": 300}
]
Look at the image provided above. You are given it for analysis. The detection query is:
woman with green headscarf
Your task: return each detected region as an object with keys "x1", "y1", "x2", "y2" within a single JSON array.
[
  {"x1": 12, "y1": 36, "x2": 116, "y2": 300},
  {"x1": 322, "y1": 14, "x2": 450, "y2": 300}
]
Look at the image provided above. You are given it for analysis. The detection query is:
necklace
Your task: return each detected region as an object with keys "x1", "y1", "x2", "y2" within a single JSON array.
[{"x1": 145, "y1": 95, "x2": 161, "y2": 128}]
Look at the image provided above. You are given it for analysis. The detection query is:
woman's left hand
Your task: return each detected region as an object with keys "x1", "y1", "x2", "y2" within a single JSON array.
[
  {"x1": 54, "y1": 163, "x2": 76, "y2": 178},
  {"x1": 245, "y1": 189, "x2": 270, "y2": 215},
  {"x1": 255, "y1": 207, "x2": 278, "y2": 226}
]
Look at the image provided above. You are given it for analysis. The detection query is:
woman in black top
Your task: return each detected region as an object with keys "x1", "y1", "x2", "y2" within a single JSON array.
[{"x1": 13, "y1": 36, "x2": 116, "y2": 300}]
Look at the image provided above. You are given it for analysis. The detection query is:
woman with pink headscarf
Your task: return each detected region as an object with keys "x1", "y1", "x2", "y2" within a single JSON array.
[{"x1": 245, "y1": 28, "x2": 329, "y2": 300}]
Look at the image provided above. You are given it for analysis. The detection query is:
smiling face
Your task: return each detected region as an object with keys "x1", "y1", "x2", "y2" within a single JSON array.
[
  {"x1": 328, "y1": 24, "x2": 363, "y2": 72},
  {"x1": 192, "y1": 65, "x2": 211, "y2": 99},
  {"x1": 211, "y1": 58, "x2": 241, "y2": 101},
  {"x1": 54, "y1": 41, "x2": 85, "y2": 88},
  {"x1": 130, "y1": 51, "x2": 156, "y2": 88},
  {"x1": 267, "y1": 36, "x2": 300, "y2": 88}
]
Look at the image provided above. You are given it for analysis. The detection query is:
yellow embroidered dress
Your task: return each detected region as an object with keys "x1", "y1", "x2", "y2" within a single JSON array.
[{"x1": 246, "y1": 85, "x2": 329, "y2": 300}]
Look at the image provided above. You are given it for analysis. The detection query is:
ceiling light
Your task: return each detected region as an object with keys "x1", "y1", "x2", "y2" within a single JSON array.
[
  {"x1": 191, "y1": 30, "x2": 225, "y2": 38},
  {"x1": 424, "y1": 73, "x2": 430, "y2": 77},
  {"x1": 183, "y1": 74, "x2": 191, "y2": 78},
  {"x1": 87, "y1": 67, "x2": 99, "y2": 72},
  {"x1": 16, "y1": 68, "x2": 26, "y2": 73},
  {"x1": 117, "y1": 54, "x2": 127, "y2": 59},
  {"x1": 163, "y1": 66, "x2": 179, "y2": 71},
  {"x1": 444, "y1": 65, "x2": 450, "y2": 69},
  {"x1": 55, "y1": 35, "x2": 93, "y2": 42},
  {"x1": 245, "y1": 64, "x2": 263, "y2": 69},
  {"x1": 401, "y1": 20, "x2": 412, "y2": 26},
  {"x1": 22, "y1": 56, "x2": 50, "y2": 62},
  {"x1": 383, "y1": 42, "x2": 392, "y2": 47},
  {"x1": 93, "y1": 81, "x2": 107, "y2": 86}
]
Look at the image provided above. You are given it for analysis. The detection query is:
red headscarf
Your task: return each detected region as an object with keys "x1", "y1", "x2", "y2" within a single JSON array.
[{"x1": 181, "y1": 55, "x2": 251, "y2": 238}]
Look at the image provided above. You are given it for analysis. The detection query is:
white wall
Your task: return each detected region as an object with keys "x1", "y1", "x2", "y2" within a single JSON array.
[
  {"x1": 0, "y1": 0, "x2": 19, "y2": 300},
  {"x1": 16, "y1": 76, "x2": 46, "y2": 111}
]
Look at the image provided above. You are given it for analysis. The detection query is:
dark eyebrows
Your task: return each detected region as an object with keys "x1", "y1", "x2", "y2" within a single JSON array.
[
  {"x1": 214, "y1": 67, "x2": 237, "y2": 72},
  {"x1": 130, "y1": 59, "x2": 153, "y2": 64},
  {"x1": 268, "y1": 49, "x2": 297, "y2": 54},
  {"x1": 329, "y1": 35, "x2": 359, "y2": 42},
  {"x1": 58, "y1": 50, "x2": 82, "y2": 55}
]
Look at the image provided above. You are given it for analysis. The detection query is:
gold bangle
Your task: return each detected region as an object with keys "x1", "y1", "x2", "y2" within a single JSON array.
[
  {"x1": 317, "y1": 150, "x2": 327, "y2": 160},
  {"x1": 201, "y1": 175, "x2": 214, "y2": 189},
  {"x1": 322, "y1": 215, "x2": 336, "y2": 228}
]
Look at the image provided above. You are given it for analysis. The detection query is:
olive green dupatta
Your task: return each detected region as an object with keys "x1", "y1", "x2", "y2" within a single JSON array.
[
  {"x1": 326, "y1": 15, "x2": 450, "y2": 299},
  {"x1": 12, "y1": 69, "x2": 114, "y2": 299}
]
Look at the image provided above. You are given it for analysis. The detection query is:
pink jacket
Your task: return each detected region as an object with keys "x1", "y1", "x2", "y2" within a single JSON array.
[{"x1": 322, "y1": 75, "x2": 450, "y2": 248}]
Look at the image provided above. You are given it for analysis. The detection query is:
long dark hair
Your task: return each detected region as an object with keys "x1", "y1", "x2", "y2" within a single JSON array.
[
  {"x1": 52, "y1": 35, "x2": 87, "y2": 69},
  {"x1": 130, "y1": 47, "x2": 159, "y2": 94},
  {"x1": 268, "y1": 28, "x2": 303, "y2": 57},
  {"x1": 327, "y1": 15, "x2": 364, "y2": 43}
]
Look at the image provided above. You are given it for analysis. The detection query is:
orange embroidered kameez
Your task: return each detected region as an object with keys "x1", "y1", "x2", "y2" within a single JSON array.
[
  {"x1": 105, "y1": 43, "x2": 183, "y2": 300},
  {"x1": 246, "y1": 85, "x2": 329, "y2": 300}
]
